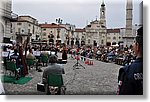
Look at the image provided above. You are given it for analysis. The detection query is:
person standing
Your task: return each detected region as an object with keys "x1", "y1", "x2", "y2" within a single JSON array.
[
  {"x1": 117, "y1": 27, "x2": 143, "y2": 95},
  {"x1": 62, "y1": 44, "x2": 67, "y2": 60}
]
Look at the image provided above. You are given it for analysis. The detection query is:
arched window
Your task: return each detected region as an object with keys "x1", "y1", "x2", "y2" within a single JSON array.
[
  {"x1": 113, "y1": 37, "x2": 116, "y2": 40},
  {"x1": 101, "y1": 40, "x2": 104, "y2": 44},
  {"x1": 88, "y1": 39, "x2": 90, "y2": 44},
  {"x1": 112, "y1": 42, "x2": 116, "y2": 45}
]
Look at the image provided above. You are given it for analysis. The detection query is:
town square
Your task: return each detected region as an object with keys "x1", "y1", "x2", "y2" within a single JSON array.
[{"x1": 0, "y1": 0, "x2": 143, "y2": 95}]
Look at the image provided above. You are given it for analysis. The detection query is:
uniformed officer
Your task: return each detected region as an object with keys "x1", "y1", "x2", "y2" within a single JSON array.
[{"x1": 117, "y1": 27, "x2": 143, "y2": 95}]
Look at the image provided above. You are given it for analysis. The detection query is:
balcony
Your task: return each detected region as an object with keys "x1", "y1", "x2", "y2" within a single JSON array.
[
  {"x1": 16, "y1": 32, "x2": 32, "y2": 36},
  {"x1": 122, "y1": 34, "x2": 135, "y2": 38}
]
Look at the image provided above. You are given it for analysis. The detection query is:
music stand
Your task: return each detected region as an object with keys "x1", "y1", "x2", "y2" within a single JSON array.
[{"x1": 73, "y1": 53, "x2": 85, "y2": 70}]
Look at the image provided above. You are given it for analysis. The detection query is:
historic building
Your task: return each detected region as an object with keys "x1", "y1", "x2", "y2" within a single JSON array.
[
  {"x1": 39, "y1": 23, "x2": 68, "y2": 45},
  {"x1": 74, "y1": 28, "x2": 86, "y2": 47},
  {"x1": 0, "y1": 0, "x2": 18, "y2": 43},
  {"x1": 12, "y1": 16, "x2": 41, "y2": 44},
  {"x1": 85, "y1": 1, "x2": 107, "y2": 47},
  {"x1": 59, "y1": 23, "x2": 76, "y2": 46},
  {"x1": 106, "y1": 29, "x2": 123, "y2": 46}
]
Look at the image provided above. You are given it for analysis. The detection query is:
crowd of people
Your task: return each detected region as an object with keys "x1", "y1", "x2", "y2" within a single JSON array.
[
  {"x1": 1, "y1": 27, "x2": 143, "y2": 95},
  {"x1": 68, "y1": 44, "x2": 136, "y2": 66}
]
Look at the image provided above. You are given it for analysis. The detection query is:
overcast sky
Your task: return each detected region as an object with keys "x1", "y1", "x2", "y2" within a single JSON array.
[{"x1": 12, "y1": 0, "x2": 143, "y2": 28}]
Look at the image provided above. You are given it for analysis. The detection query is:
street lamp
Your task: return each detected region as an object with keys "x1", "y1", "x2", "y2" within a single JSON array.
[
  {"x1": 48, "y1": 31, "x2": 54, "y2": 44},
  {"x1": 56, "y1": 18, "x2": 63, "y2": 39},
  {"x1": 56, "y1": 18, "x2": 63, "y2": 46},
  {"x1": 56, "y1": 18, "x2": 63, "y2": 24}
]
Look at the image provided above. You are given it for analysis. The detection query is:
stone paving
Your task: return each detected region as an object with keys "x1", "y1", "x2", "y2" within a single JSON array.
[{"x1": 2, "y1": 54, "x2": 122, "y2": 95}]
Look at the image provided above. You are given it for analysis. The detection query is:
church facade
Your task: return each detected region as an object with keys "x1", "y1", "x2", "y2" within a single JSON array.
[{"x1": 85, "y1": 1, "x2": 107, "y2": 46}]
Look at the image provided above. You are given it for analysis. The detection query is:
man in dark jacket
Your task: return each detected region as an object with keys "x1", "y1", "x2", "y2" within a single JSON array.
[{"x1": 117, "y1": 27, "x2": 143, "y2": 95}]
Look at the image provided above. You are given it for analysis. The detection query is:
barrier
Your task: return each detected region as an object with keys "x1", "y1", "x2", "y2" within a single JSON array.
[
  {"x1": 85, "y1": 58, "x2": 89, "y2": 64},
  {"x1": 88, "y1": 59, "x2": 94, "y2": 65},
  {"x1": 73, "y1": 55, "x2": 94, "y2": 66}
]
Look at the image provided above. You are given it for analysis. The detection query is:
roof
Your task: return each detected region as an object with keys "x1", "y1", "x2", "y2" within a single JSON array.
[
  {"x1": 39, "y1": 23, "x2": 66, "y2": 29},
  {"x1": 75, "y1": 28, "x2": 86, "y2": 32},
  {"x1": 15, "y1": 20, "x2": 39, "y2": 26},
  {"x1": 19, "y1": 15, "x2": 37, "y2": 20},
  {"x1": 107, "y1": 29, "x2": 120, "y2": 33}
]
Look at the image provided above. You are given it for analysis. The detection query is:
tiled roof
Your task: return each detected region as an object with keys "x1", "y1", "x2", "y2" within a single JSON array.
[
  {"x1": 107, "y1": 29, "x2": 120, "y2": 33},
  {"x1": 19, "y1": 15, "x2": 37, "y2": 20},
  {"x1": 39, "y1": 23, "x2": 65, "y2": 29},
  {"x1": 75, "y1": 28, "x2": 86, "y2": 32}
]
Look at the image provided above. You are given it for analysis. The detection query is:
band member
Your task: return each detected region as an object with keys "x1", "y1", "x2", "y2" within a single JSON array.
[{"x1": 62, "y1": 44, "x2": 67, "y2": 60}]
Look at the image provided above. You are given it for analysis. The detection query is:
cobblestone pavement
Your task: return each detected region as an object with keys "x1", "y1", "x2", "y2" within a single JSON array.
[{"x1": 2, "y1": 54, "x2": 122, "y2": 95}]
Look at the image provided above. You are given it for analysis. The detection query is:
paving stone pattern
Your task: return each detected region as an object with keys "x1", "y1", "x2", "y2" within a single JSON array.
[{"x1": 3, "y1": 54, "x2": 121, "y2": 95}]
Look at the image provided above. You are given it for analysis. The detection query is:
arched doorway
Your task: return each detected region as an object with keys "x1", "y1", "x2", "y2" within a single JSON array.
[
  {"x1": 106, "y1": 42, "x2": 111, "y2": 46},
  {"x1": 112, "y1": 42, "x2": 116, "y2": 45},
  {"x1": 81, "y1": 41, "x2": 85, "y2": 46}
]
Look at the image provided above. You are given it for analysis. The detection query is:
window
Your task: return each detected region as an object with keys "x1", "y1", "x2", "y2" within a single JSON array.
[
  {"x1": 107, "y1": 37, "x2": 111, "y2": 39},
  {"x1": 28, "y1": 29, "x2": 30, "y2": 33},
  {"x1": 18, "y1": 28, "x2": 21, "y2": 33},
  {"x1": 22, "y1": 30, "x2": 24, "y2": 33},
  {"x1": 102, "y1": 11, "x2": 104, "y2": 15},
  {"x1": 101, "y1": 40, "x2": 104, "y2": 44},
  {"x1": 42, "y1": 38, "x2": 46, "y2": 40},
  {"x1": 29, "y1": 24, "x2": 31, "y2": 27},
  {"x1": 88, "y1": 39, "x2": 90, "y2": 43},
  {"x1": 43, "y1": 29, "x2": 46, "y2": 31},
  {"x1": 43, "y1": 33, "x2": 46, "y2": 36},
  {"x1": 17, "y1": 23, "x2": 22, "y2": 25},
  {"x1": 113, "y1": 37, "x2": 116, "y2": 40}
]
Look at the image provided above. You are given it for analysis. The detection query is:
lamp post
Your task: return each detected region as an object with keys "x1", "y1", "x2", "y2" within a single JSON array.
[
  {"x1": 56, "y1": 18, "x2": 63, "y2": 46},
  {"x1": 48, "y1": 31, "x2": 54, "y2": 44},
  {"x1": 56, "y1": 18, "x2": 63, "y2": 39},
  {"x1": 69, "y1": 26, "x2": 75, "y2": 48},
  {"x1": 66, "y1": 33, "x2": 69, "y2": 45}
]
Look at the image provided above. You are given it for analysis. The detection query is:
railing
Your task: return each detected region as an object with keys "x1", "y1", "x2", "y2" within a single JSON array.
[{"x1": 16, "y1": 32, "x2": 32, "y2": 36}]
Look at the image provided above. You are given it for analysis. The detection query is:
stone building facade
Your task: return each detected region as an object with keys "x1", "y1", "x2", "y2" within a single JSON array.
[{"x1": 12, "y1": 16, "x2": 41, "y2": 44}]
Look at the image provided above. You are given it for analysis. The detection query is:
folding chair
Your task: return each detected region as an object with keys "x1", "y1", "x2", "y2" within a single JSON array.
[
  {"x1": 41, "y1": 55, "x2": 49, "y2": 66},
  {"x1": 47, "y1": 74, "x2": 65, "y2": 95},
  {"x1": 6, "y1": 61, "x2": 21, "y2": 80},
  {"x1": 26, "y1": 59, "x2": 37, "y2": 70}
]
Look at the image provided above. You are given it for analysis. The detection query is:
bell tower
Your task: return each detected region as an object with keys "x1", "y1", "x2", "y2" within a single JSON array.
[
  {"x1": 99, "y1": 0, "x2": 107, "y2": 46},
  {"x1": 100, "y1": 0, "x2": 106, "y2": 28}
]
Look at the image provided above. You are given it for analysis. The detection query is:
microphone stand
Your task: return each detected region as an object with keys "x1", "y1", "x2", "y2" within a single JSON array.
[{"x1": 73, "y1": 53, "x2": 85, "y2": 70}]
